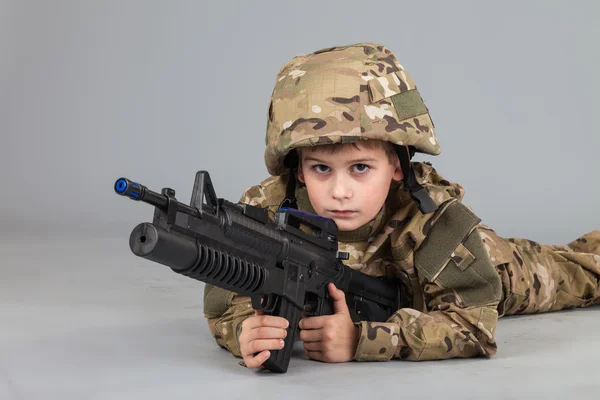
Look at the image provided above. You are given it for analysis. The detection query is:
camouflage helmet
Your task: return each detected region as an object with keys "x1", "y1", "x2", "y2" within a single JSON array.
[{"x1": 264, "y1": 42, "x2": 441, "y2": 177}]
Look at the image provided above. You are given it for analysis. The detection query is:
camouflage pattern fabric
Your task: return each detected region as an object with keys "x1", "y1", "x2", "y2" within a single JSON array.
[
  {"x1": 204, "y1": 164, "x2": 600, "y2": 361},
  {"x1": 481, "y1": 227, "x2": 600, "y2": 316}
]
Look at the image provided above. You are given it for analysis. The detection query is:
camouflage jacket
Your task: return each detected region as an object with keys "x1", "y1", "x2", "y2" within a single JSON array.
[{"x1": 204, "y1": 162, "x2": 504, "y2": 362}]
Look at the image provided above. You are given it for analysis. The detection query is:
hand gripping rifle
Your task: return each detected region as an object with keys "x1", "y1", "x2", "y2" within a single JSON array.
[{"x1": 114, "y1": 171, "x2": 409, "y2": 373}]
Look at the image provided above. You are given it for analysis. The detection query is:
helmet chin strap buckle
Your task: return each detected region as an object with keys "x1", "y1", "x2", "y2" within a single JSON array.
[
  {"x1": 410, "y1": 187, "x2": 438, "y2": 214},
  {"x1": 278, "y1": 167, "x2": 298, "y2": 210},
  {"x1": 395, "y1": 145, "x2": 438, "y2": 214},
  {"x1": 279, "y1": 197, "x2": 297, "y2": 210}
]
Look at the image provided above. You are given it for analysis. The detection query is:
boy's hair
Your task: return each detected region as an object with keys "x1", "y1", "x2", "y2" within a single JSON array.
[{"x1": 296, "y1": 139, "x2": 397, "y2": 165}]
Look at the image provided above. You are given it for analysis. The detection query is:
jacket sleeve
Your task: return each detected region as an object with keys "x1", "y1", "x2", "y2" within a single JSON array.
[
  {"x1": 354, "y1": 201, "x2": 503, "y2": 361},
  {"x1": 204, "y1": 290, "x2": 254, "y2": 358}
]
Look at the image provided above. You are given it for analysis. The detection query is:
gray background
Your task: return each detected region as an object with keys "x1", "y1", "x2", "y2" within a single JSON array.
[
  {"x1": 2, "y1": 0, "x2": 598, "y2": 242},
  {"x1": 1, "y1": 1, "x2": 599, "y2": 399}
]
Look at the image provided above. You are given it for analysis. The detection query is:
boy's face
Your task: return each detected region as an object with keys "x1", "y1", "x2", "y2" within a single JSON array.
[{"x1": 297, "y1": 143, "x2": 402, "y2": 232}]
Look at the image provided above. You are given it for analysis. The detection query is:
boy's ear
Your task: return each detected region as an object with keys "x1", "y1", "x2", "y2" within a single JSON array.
[
  {"x1": 392, "y1": 158, "x2": 403, "y2": 182},
  {"x1": 297, "y1": 163, "x2": 305, "y2": 183}
]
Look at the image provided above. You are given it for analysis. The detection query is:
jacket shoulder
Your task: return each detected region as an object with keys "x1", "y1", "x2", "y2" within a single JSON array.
[
  {"x1": 238, "y1": 175, "x2": 288, "y2": 216},
  {"x1": 412, "y1": 162, "x2": 466, "y2": 205}
]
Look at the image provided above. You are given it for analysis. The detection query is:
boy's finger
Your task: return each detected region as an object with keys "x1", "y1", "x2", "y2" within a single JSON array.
[
  {"x1": 243, "y1": 339, "x2": 285, "y2": 357},
  {"x1": 305, "y1": 350, "x2": 323, "y2": 362},
  {"x1": 299, "y1": 316, "x2": 327, "y2": 330},
  {"x1": 246, "y1": 326, "x2": 288, "y2": 341},
  {"x1": 328, "y1": 283, "x2": 350, "y2": 314},
  {"x1": 299, "y1": 328, "x2": 322, "y2": 342},
  {"x1": 244, "y1": 350, "x2": 271, "y2": 369},
  {"x1": 245, "y1": 314, "x2": 289, "y2": 330},
  {"x1": 303, "y1": 341, "x2": 323, "y2": 352}
]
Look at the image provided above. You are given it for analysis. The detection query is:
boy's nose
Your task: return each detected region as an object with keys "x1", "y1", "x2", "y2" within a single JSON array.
[{"x1": 331, "y1": 176, "x2": 352, "y2": 200}]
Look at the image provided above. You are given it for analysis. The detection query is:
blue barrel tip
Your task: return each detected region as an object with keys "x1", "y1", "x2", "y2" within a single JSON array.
[{"x1": 115, "y1": 178, "x2": 128, "y2": 194}]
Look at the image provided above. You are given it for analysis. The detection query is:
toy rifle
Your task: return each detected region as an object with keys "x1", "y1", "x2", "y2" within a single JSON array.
[{"x1": 114, "y1": 171, "x2": 409, "y2": 373}]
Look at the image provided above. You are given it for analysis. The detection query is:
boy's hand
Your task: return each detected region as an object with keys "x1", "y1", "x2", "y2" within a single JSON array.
[
  {"x1": 239, "y1": 310, "x2": 289, "y2": 369},
  {"x1": 299, "y1": 283, "x2": 359, "y2": 363}
]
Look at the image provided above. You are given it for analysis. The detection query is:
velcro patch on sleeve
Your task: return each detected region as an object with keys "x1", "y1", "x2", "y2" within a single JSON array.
[{"x1": 415, "y1": 202, "x2": 502, "y2": 307}]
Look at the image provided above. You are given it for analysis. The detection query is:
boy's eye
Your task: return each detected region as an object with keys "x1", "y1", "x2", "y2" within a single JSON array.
[
  {"x1": 352, "y1": 164, "x2": 370, "y2": 173},
  {"x1": 312, "y1": 164, "x2": 330, "y2": 173}
]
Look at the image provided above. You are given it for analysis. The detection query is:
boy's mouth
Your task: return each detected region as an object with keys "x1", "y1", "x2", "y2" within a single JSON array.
[{"x1": 329, "y1": 210, "x2": 357, "y2": 217}]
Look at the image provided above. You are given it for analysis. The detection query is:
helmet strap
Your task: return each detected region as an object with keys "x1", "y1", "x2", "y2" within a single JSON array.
[
  {"x1": 279, "y1": 150, "x2": 299, "y2": 209},
  {"x1": 279, "y1": 169, "x2": 298, "y2": 209},
  {"x1": 395, "y1": 145, "x2": 438, "y2": 214}
]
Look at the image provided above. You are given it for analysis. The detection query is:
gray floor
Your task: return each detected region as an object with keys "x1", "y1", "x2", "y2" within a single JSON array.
[{"x1": 2, "y1": 231, "x2": 599, "y2": 400}]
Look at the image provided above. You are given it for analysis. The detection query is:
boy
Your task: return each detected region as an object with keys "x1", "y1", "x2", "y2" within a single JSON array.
[{"x1": 202, "y1": 42, "x2": 600, "y2": 369}]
